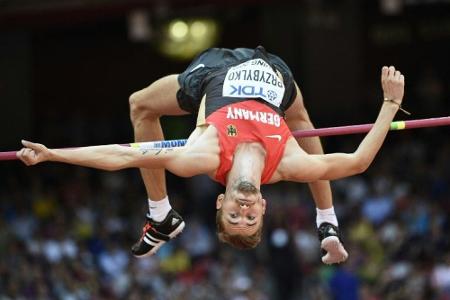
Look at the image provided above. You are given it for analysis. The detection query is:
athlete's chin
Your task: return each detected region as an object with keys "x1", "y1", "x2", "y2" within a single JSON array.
[{"x1": 236, "y1": 180, "x2": 259, "y2": 195}]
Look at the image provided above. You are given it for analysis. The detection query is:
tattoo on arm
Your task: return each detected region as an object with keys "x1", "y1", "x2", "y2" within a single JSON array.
[{"x1": 140, "y1": 148, "x2": 175, "y2": 156}]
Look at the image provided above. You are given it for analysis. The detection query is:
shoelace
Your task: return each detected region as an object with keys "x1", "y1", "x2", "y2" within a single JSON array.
[{"x1": 140, "y1": 222, "x2": 153, "y2": 240}]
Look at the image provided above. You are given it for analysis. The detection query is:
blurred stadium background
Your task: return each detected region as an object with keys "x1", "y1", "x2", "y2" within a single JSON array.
[{"x1": 1, "y1": 0, "x2": 450, "y2": 299}]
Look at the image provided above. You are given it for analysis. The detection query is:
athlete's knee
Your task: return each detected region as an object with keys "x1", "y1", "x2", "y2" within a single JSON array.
[{"x1": 129, "y1": 90, "x2": 159, "y2": 123}]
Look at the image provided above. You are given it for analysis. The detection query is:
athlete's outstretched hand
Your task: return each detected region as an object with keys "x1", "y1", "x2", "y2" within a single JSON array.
[
  {"x1": 17, "y1": 140, "x2": 52, "y2": 166},
  {"x1": 381, "y1": 66, "x2": 405, "y2": 105}
]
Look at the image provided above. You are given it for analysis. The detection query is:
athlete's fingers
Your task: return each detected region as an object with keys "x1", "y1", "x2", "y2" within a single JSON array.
[
  {"x1": 381, "y1": 66, "x2": 389, "y2": 82},
  {"x1": 388, "y1": 66, "x2": 396, "y2": 78},
  {"x1": 16, "y1": 148, "x2": 24, "y2": 159},
  {"x1": 22, "y1": 148, "x2": 32, "y2": 157},
  {"x1": 22, "y1": 140, "x2": 43, "y2": 152},
  {"x1": 23, "y1": 149, "x2": 33, "y2": 163},
  {"x1": 17, "y1": 148, "x2": 31, "y2": 165},
  {"x1": 21, "y1": 140, "x2": 32, "y2": 147}
]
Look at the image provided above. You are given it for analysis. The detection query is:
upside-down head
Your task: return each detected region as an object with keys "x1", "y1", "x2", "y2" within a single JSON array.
[{"x1": 216, "y1": 180, "x2": 266, "y2": 249}]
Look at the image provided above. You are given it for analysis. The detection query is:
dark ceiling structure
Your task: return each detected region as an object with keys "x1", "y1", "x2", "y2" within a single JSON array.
[{"x1": 0, "y1": 0, "x2": 289, "y2": 28}]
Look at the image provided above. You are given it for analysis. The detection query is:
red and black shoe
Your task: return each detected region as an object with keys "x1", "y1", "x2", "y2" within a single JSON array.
[
  {"x1": 131, "y1": 209, "x2": 185, "y2": 257},
  {"x1": 317, "y1": 222, "x2": 348, "y2": 264}
]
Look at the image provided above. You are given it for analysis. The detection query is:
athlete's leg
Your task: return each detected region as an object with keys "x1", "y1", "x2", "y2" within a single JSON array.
[
  {"x1": 129, "y1": 74, "x2": 188, "y2": 200},
  {"x1": 284, "y1": 85, "x2": 333, "y2": 211},
  {"x1": 284, "y1": 84, "x2": 348, "y2": 264},
  {"x1": 129, "y1": 74, "x2": 188, "y2": 257}
]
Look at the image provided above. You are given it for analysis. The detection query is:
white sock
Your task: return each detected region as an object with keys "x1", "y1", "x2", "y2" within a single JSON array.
[
  {"x1": 316, "y1": 207, "x2": 338, "y2": 228},
  {"x1": 148, "y1": 196, "x2": 172, "y2": 222}
]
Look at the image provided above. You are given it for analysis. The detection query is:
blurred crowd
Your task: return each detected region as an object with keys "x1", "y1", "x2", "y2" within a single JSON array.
[
  {"x1": 1, "y1": 68, "x2": 450, "y2": 300},
  {"x1": 1, "y1": 129, "x2": 449, "y2": 300}
]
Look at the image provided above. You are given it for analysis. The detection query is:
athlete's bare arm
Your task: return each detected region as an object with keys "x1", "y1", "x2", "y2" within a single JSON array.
[
  {"x1": 284, "y1": 82, "x2": 333, "y2": 209},
  {"x1": 279, "y1": 66, "x2": 405, "y2": 182},
  {"x1": 17, "y1": 125, "x2": 220, "y2": 178}
]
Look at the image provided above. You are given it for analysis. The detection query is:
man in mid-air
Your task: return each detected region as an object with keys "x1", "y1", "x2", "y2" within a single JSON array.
[
  {"x1": 17, "y1": 47, "x2": 405, "y2": 265},
  {"x1": 127, "y1": 46, "x2": 346, "y2": 264}
]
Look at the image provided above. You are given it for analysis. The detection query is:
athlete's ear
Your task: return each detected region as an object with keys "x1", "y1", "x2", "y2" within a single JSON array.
[
  {"x1": 261, "y1": 198, "x2": 267, "y2": 215},
  {"x1": 216, "y1": 193, "x2": 225, "y2": 210}
]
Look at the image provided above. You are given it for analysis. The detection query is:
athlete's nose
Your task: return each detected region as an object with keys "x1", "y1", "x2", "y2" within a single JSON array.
[{"x1": 239, "y1": 203, "x2": 250, "y2": 209}]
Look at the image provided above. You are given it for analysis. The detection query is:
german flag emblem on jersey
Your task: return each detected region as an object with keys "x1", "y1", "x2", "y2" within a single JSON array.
[{"x1": 227, "y1": 124, "x2": 238, "y2": 137}]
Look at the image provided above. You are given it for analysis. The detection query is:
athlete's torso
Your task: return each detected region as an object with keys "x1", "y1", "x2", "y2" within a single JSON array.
[
  {"x1": 205, "y1": 100, "x2": 293, "y2": 185},
  {"x1": 189, "y1": 46, "x2": 299, "y2": 185}
]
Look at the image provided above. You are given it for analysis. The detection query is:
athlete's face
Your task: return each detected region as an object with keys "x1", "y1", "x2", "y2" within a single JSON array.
[{"x1": 216, "y1": 181, "x2": 266, "y2": 236}]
